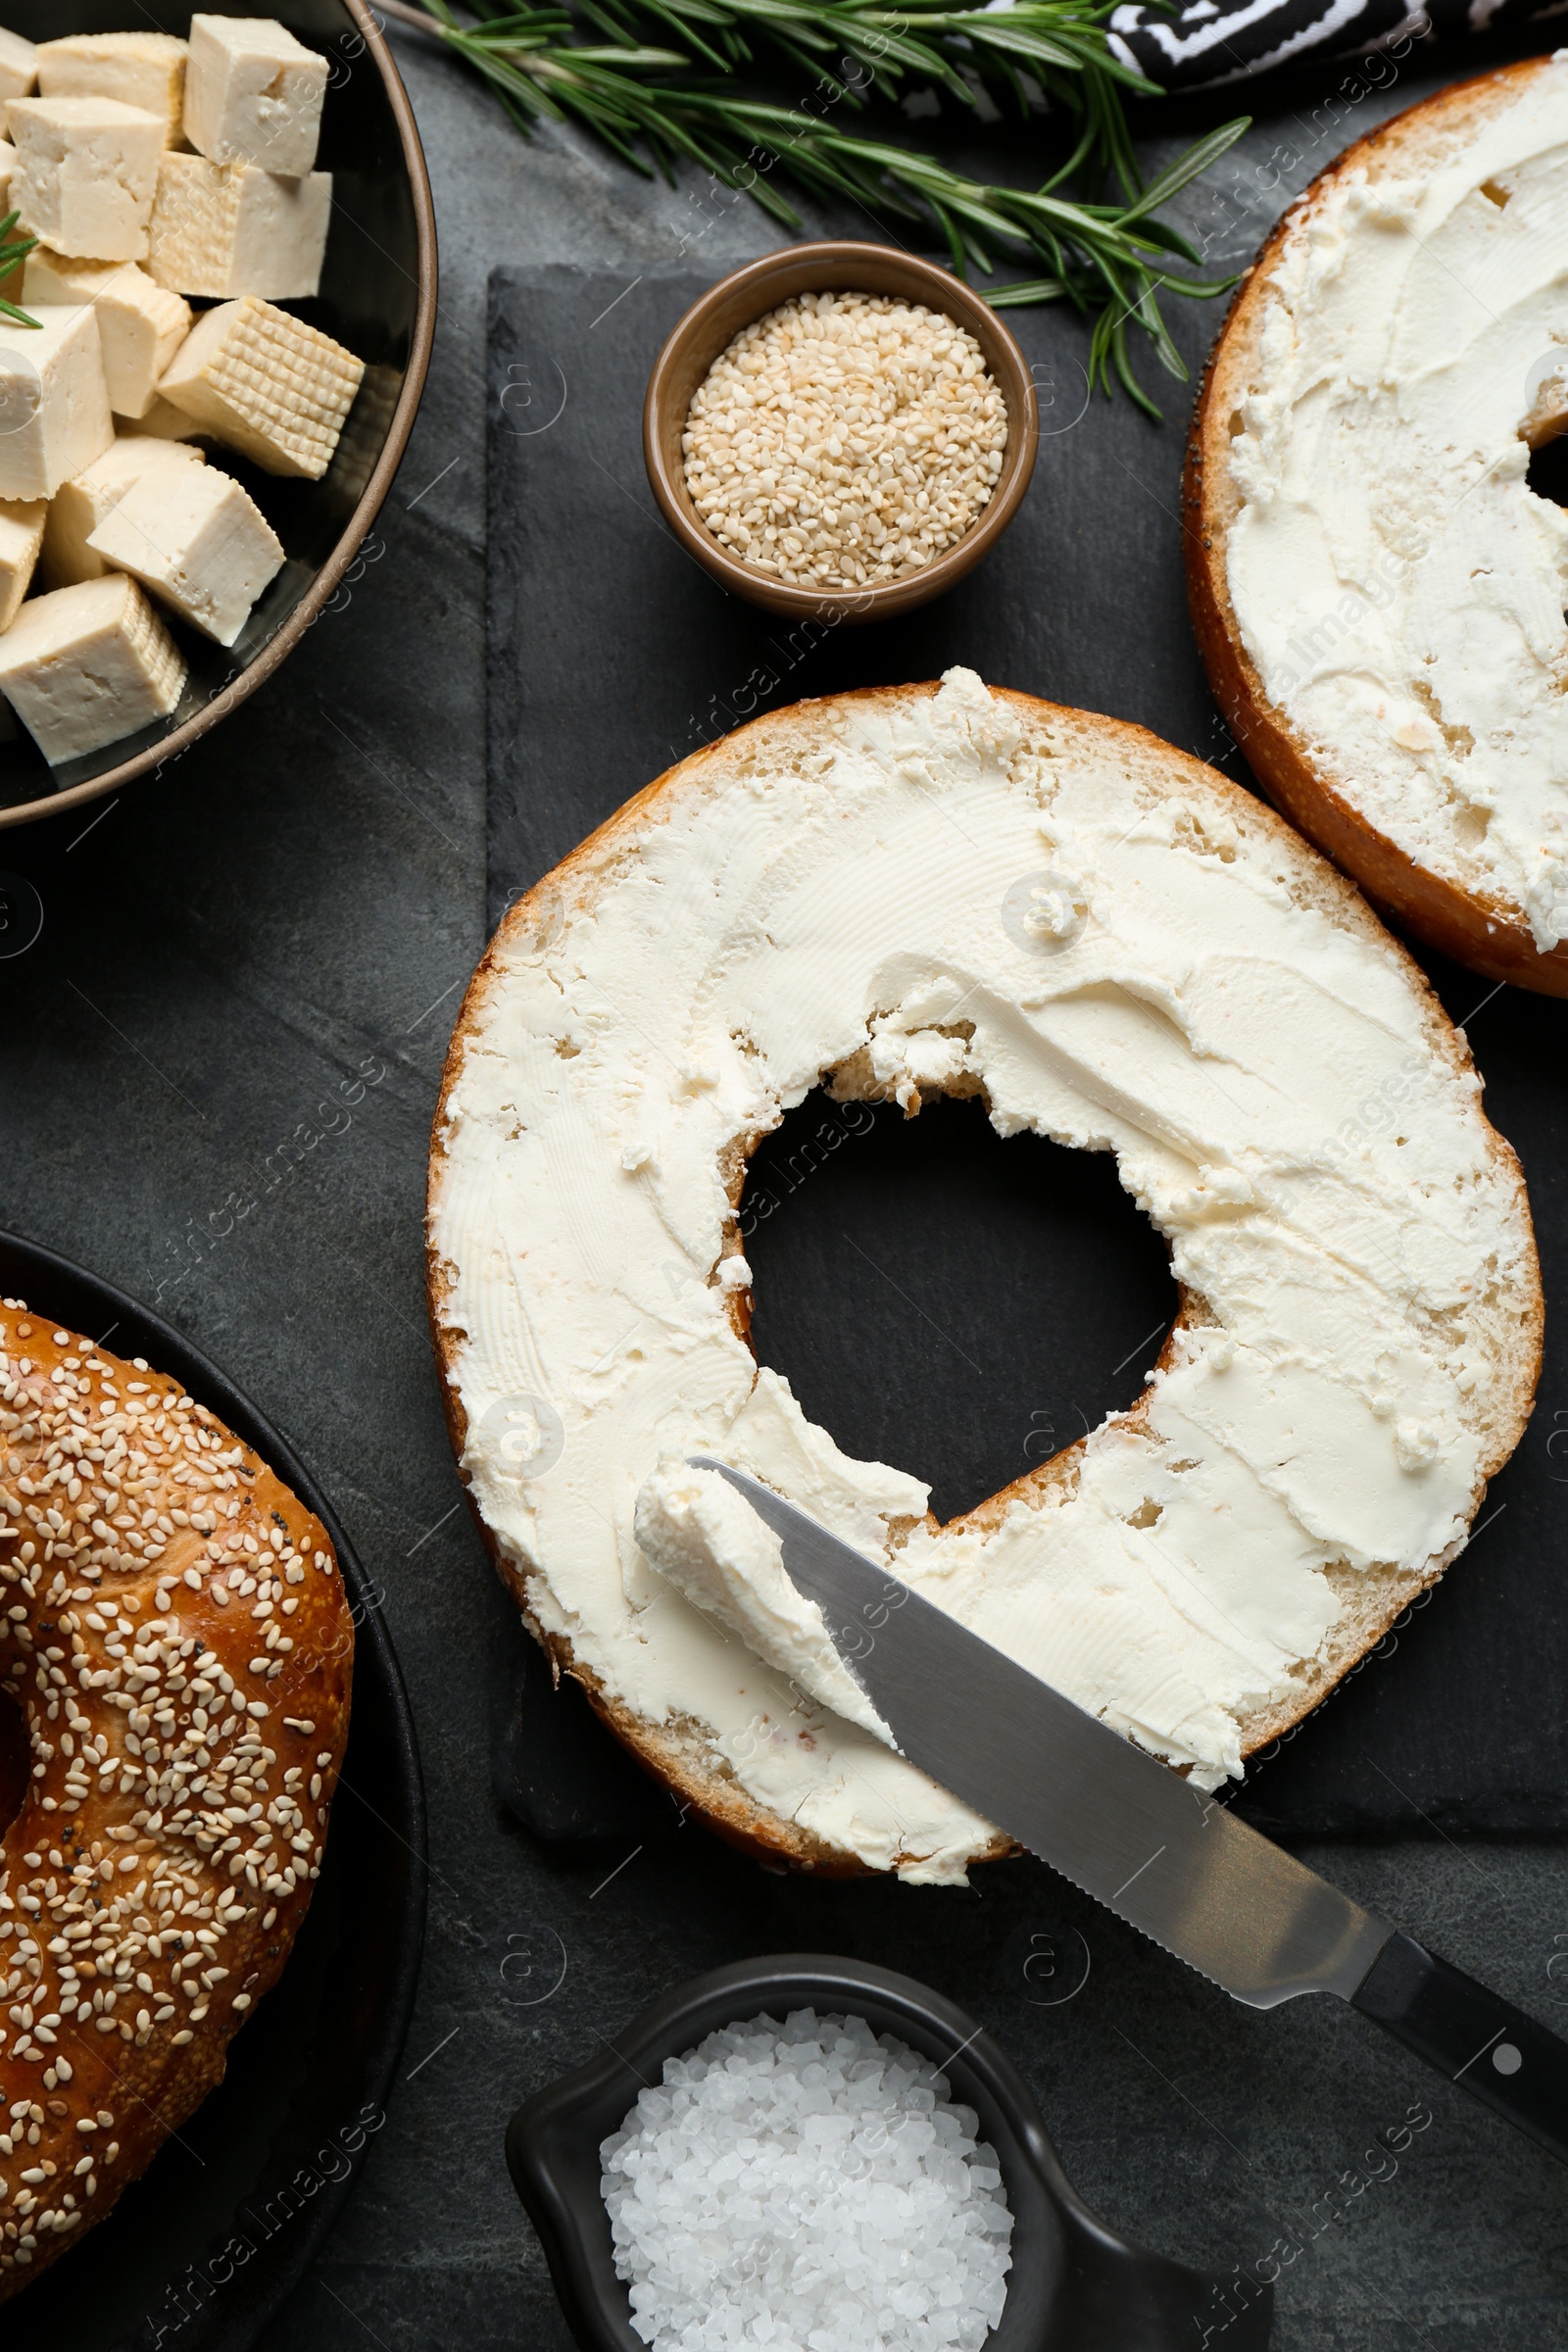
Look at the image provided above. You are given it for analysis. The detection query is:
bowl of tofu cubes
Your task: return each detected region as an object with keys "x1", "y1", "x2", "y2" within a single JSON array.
[{"x1": 0, "y1": 3, "x2": 434, "y2": 824}]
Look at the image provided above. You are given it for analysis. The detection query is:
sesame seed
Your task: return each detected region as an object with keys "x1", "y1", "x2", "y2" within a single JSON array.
[
  {"x1": 0, "y1": 1304, "x2": 350, "y2": 2286},
  {"x1": 682, "y1": 291, "x2": 1008, "y2": 591}
]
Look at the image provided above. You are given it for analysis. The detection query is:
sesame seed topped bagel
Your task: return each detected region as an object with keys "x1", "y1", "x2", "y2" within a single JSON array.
[{"x1": 0, "y1": 1300, "x2": 353, "y2": 2295}]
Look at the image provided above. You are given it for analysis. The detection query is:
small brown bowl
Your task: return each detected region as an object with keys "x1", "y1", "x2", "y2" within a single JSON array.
[{"x1": 644, "y1": 241, "x2": 1039, "y2": 625}]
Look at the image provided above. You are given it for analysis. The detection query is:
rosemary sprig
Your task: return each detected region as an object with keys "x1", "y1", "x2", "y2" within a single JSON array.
[
  {"x1": 0, "y1": 212, "x2": 40, "y2": 329},
  {"x1": 568, "y1": 0, "x2": 1173, "y2": 211},
  {"x1": 393, "y1": 0, "x2": 1246, "y2": 411}
]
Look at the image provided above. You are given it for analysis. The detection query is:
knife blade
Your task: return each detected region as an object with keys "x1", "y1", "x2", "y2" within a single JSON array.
[{"x1": 693, "y1": 1456, "x2": 1568, "y2": 2166}]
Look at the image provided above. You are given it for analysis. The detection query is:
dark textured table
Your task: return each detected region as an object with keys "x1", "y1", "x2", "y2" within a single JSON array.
[{"x1": 3, "y1": 24, "x2": 1568, "y2": 2350}]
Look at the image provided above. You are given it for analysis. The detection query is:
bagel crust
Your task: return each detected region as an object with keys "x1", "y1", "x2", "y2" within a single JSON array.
[
  {"x1": 1187, "y1": 56, "x2": 1568, "y2": 993},
  {"x1": 0, "y1": 1303, "x2": 352, "y2": 2295},
  {"x1": 428, "y1": 674, "x2": 1541, "y2": 1883}
]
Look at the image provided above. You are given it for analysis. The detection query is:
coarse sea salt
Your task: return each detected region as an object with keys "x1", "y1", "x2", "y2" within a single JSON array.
[{"x1": 600, "y1": 2008, "x2": 1013, "y2": 2352}]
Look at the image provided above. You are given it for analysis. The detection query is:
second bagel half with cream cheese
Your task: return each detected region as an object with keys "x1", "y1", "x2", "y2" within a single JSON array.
[
  {"x1": 427, "y1": 673, "x2": 1541, "y2": 1884},
  {"x1": 1188, "y1": 56, "x2": 1568, "y2": 994}
]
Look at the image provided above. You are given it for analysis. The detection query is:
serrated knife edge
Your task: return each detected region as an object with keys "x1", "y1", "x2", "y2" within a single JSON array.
[
  {"x1": 691, "y1": 1456, "x2": 1391, "y2": 2006},
  {"x1": 687, "y1": 1459, "x2": 1568, "y2": 2169}
]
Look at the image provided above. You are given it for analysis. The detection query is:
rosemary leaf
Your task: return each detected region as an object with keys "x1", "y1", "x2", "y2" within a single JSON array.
[{"x1": 404, "y1": 0, "x2": 1247, "y2": 411}]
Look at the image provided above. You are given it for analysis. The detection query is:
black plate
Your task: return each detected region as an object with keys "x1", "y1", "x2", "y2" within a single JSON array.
[
  {"x1": 0, "y1": 1229, "x2": 426, "y2": 2352},
  {"x1": 507, "y1": 1954, "x2": 1273, "y2": 2352}
]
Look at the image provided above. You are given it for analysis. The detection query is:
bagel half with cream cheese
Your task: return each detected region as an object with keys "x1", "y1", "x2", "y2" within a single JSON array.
[
  {"x1": 427, "y1": 673, "x2": 1541, "y2": 1885},
  {"x1": 1187, "y1": 55, "x2": 1568, "y2": 994},
  {"x1": 0, "y1": 1303, "x2": 352, "y2": 2293}
]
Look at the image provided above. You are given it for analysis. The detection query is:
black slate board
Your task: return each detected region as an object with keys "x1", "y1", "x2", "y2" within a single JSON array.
[{"x1": 486, "y1": 264, "x2": 1568, "y2": 1840}]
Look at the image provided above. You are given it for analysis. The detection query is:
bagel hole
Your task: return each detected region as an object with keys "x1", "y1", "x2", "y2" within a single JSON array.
[
  {"x1": 1526, "y1": 431, "x2": 1568, "y2": 507},
  {"x1": 741, "y1": 1090, "x2": 1178, "y2": 1525}
]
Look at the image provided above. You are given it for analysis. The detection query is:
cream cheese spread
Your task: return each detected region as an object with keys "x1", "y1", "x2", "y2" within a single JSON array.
[
  {"x1": 1224, "y1": 56, "x2": 1568, "y2": 951},
  {"x1": 633, "y1": 1461, "x2": 897, "y2": 1745},
  {"x1": 430, "y1": 669, "x2": 1529, "y2": 1882}
]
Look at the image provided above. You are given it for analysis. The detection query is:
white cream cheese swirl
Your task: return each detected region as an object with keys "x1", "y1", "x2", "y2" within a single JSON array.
[
  {"x1": 430, "y1": 669, "x2": 1533, "y2": 1883},
  {"x1": 633, "y1": 1460, "x2": 896, "y2": 1745},
  {"x1": 1224, "y1": 56, "x2": 1568, "y2": 951}
]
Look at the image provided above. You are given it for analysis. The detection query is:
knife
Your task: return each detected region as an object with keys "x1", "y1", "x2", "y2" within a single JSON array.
[{"x1": 692, "y1": 1456, "x2": 1568, "y2": 2165}]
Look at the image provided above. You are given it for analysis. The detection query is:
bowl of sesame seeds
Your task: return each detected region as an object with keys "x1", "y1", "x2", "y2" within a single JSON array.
[{"x1": 644, "y1": 244, "x2": 1038, "y2": 624}]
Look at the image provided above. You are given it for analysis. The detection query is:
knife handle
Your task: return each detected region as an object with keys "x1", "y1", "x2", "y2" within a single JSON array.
[{"x1": 1352, "y1": 1931, "x2": 1568, "y2": 2165}]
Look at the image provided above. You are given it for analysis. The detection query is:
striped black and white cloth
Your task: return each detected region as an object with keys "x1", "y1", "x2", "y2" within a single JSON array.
[{"x1": 1104, "y1": 0, "x2": 1561, "y2": 91}]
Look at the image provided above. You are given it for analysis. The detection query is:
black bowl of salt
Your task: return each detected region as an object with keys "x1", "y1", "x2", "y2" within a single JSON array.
[{"x1": 506, "y1": 1953, "x2": 1271, "y2": 2352}]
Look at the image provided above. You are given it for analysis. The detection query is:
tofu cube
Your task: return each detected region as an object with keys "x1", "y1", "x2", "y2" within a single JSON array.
[
  {"x1": 147, "y1": 152, "x2": 329, "y2": 300},
  {"x1": 10, "y1": 97, "x2": 165, "y2": 263},
  {"x1": 158, "y1": 296, "x2": 363, "y2": 479},
  {"x1": 184, "y1": 16, "x2": 326, "y2": 177},
  {"x1": 0, "y1": 27, "x2": 36, "y2": 108},
  {"x1": 44, "y1": 435, "x2": 206, "y2": 590},
  {"x1": 0, "y1": 494, "x2": 44, "y2": 628},
  {"x1": 88, "y1": 458, "x2": 282, "y2": 647},
  {"x1": 322, "y1": 359, "x2": 398, "y2": 512},
  {"x1": 36, "y1": 33, "x2": 188, "y2": 147},
  {"x1": 23, "y1": 249, "x2": 191, "y2": 417},
  {"x1": 0, "y1": 571, "x2": 186, "y2": 764},
  {"x1": 120, "y1": 391, "x2": 207, "y2": 445},
  {"x1": 0, "y1": 305, "x2": 113, "y2": 500}
]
